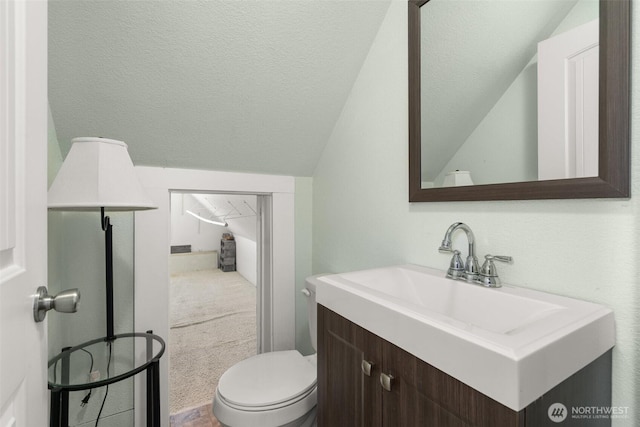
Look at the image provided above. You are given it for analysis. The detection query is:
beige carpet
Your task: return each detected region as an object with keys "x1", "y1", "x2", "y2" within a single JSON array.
[{"x1": 169, "y1": 269, "x2": 256, "y2": 415}]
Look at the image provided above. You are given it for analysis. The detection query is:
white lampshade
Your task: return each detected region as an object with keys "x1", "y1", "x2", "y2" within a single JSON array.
[
  {"x1": 442, "y1": 170, "x2": 474, "y2": 187},
  {"x1": 48, "y1": 137, "x2": 156, "y2": 211}
]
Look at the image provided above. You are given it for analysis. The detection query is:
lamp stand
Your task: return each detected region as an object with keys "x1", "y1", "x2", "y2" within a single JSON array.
[{"x1": 101, "y1": 208, "x2": 115, "y2": 341}]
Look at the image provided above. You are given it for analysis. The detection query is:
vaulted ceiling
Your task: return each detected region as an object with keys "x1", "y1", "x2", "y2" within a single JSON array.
[{"x1": 49, "y1": 0, "x2": 391, "y2": 177}]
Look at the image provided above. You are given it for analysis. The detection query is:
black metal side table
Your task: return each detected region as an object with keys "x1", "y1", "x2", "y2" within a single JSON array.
[{"x1": 48, "y1": 331, "x2": 165, "y2": 427}]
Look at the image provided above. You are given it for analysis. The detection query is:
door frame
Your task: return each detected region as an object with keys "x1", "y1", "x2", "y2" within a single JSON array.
[
  {"x1": 133, "y1": 166, "x2": 296, "y2": 426},
  {"x1": 168, "y1": 190, "x2": 268, "y2": 353}
]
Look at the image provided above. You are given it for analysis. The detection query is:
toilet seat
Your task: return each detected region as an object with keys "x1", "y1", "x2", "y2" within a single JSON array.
[
  {"x1": 217, "y1": 384, "x2": 316, "y2": 412},
  {"x1": 213, "y1": 386, "x2": 317, "y2": 427},
  {"x1": 217, "y1": 350, "x2": 317, "y2": 410}
]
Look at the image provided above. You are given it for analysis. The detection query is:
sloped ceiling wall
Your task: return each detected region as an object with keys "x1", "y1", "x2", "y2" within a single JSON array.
[
  {"x1": 192, "y1": 193, "x2": 258, "y2": 241},
  {"x1": 49, "y1": 0, "x2": 391, "y2": 176}
]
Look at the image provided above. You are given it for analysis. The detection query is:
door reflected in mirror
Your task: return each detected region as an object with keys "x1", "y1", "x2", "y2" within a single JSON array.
[{"x1": 420, "y1": 0, "x2": 599, "y2": 189}]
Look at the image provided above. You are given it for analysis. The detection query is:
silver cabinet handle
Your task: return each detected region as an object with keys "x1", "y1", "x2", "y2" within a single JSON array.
[
  {"x1": 33, "y1": 286, "x2": 80, "y2": 322},
  {"x1": 361, "y1": 360, "x2": 375, "y2": 376},
  {"x1": 380, "y1": 372, "x2": 394, "y2": 391}
]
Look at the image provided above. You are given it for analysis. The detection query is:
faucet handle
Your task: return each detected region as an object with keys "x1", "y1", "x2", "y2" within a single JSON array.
[
  {"x1": 487, "y1": 254, "x2": 512, "y2": 264},
  {"x1": 480, "y1": 254, "x2": 513, "y2": 273},
  {"x1": 478, "y1": 254, "x2": 512, "y2": 287},
  {"x1": 446, "y1": 250, "x2": 465, "y2": 279},
  {"x1": 450, "y1": 250, "x2": 464, "y2": 269}
]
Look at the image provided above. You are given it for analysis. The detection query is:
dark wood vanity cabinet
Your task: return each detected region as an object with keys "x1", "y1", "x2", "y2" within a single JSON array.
[
  {"x1": 318, "y1": 305, "x2": 611, "y2": 427},
  {"x1": 380, "y1": 339, "x2": 523, "y2": 426},
  {"x1": 317, "y1": 302, "x2": 383, "y2": 426}
]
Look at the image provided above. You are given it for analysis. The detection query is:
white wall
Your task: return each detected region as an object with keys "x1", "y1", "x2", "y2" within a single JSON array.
[
  {"x1": 312, "y1": 3, "x2": 638, "y2": 426},
  {"x1": 234, "y1": 234, "x2": 257, "y2": 285},
  {"x1": 294, "y1": 177, "x2": 314, "y2": 355},
  {"x1": 170, "y1": 193, "x2": 226, "y2": 252},
  {"x1": 170, "y1": 192, "x2": 258, "y2": 284}
]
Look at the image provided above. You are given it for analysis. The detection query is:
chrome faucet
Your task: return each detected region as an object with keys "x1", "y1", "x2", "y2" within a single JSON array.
[
  {"x1": 439, "y1": 222, "x2": 479, "y2": 281},
  {"x1": 439, "y1": 222, "x2": 513, "y2": 288}
]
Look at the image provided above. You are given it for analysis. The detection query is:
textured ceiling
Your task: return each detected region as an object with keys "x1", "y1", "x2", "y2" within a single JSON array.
[
  {"x1": 420, "y1": 0, "x2": 580, "y2": 181},
  {"x1": 49, "y1": 0, "x2": 391, "y2": 176}
]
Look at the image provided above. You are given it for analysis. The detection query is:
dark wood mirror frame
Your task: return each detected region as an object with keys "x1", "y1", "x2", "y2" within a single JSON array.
[{"x1": 409, "y1": 0, "x2": 630, "y2": 202}]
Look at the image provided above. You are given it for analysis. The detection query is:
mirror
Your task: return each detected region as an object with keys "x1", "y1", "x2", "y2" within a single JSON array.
[{"x1": 408, "y1": 0, "x2": 630, "y2": 202}]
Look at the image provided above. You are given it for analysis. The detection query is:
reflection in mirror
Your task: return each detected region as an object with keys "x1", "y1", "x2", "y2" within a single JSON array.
[
  {"x1": 419, "y1": 0, "x2": 599, "y2": 189},
  {"x1": 408, "y1": 0, "x2": 631, "y2": 202}
]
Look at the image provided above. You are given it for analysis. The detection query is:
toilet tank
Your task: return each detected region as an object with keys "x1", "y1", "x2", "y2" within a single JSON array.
[{"x1": 304, "y1": 276, "x2": 321, "y2": 351}]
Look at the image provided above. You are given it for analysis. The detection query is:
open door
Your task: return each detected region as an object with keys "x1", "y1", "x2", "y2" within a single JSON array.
[
  {"x1": 537, "y1": 19, "x2": 599, "y2": 180},
  {"x1": 0, "y1": 0, "x2": 49, "y2": 425}
]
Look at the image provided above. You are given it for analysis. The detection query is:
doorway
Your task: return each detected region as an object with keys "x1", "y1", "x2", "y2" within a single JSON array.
[
  {"x1": 133, "y1": 166, "x2": 296, "y2": 426},
  {"x1": 168, "y1": 192, "x2": 263, "y2": 420}
]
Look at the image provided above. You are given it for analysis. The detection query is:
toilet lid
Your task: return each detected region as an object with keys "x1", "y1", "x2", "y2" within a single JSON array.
[{"x1": 217, "y1": 350, "x2": 317, "y2": 408}]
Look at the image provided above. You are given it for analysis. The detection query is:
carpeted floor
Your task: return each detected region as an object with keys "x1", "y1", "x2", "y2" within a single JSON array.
[{"x1": 169, "y1": 269, "x2": 256, "y2": 415}]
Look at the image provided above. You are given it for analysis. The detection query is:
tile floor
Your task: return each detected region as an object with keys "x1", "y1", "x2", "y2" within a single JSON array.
[{"x1": 169, "y1": 403, "x2": 222, "y2": 427}]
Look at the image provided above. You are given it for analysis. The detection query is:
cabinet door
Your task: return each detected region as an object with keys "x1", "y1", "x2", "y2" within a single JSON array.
[
  {"x1": 382, "y1": 341, "x2": 523, "y2": 427},
  {"x1": 318, "y1": 305, "x2": 383, "y2": 427}
]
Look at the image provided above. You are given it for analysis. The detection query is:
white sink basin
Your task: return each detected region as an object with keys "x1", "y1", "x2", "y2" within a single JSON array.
[{"x1": 312, "y1": 264, "x2": 614, "y2": 411}]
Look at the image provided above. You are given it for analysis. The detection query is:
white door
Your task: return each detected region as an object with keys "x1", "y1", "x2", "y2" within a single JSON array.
[
  {"x1": 0, "y1": 0, "x2": 48, "y2": 426},
  {"x1": 537, "y1": 19, "x2": 599, "y2": 181}
]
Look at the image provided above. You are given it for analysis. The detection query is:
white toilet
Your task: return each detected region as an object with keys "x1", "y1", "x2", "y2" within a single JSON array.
[{"x1": 212, "y1": 278, "x2": 318, "y2": 427}]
